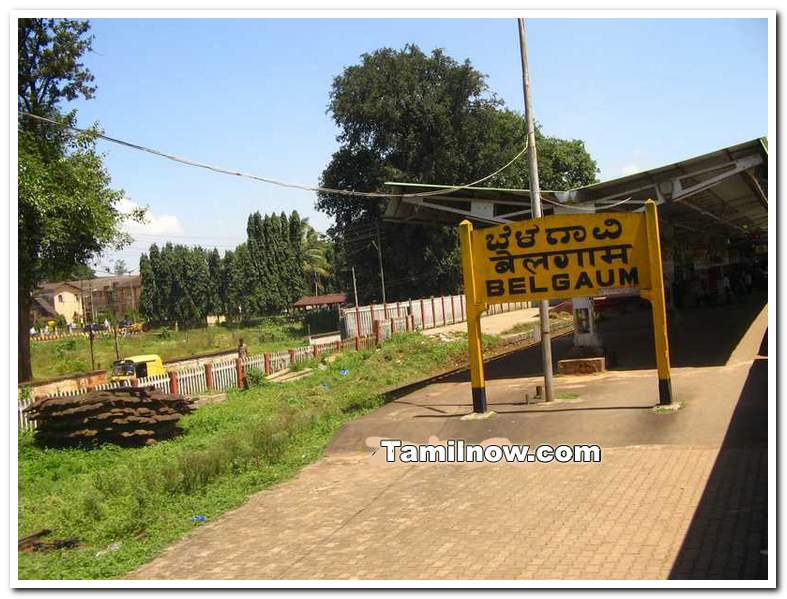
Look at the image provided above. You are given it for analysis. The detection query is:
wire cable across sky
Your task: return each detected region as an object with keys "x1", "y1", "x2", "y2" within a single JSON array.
[{"x1": 19, "y1": 111, "x2": 530, "y2": 201}]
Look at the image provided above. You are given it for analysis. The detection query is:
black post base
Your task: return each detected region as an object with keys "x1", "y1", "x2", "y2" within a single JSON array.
[
  {"x1": 472, "y1": 386, "x2": 488, "y2": 413},
  {"x1": 658, "y1": 378, "x2": 673, "y2": 405}
]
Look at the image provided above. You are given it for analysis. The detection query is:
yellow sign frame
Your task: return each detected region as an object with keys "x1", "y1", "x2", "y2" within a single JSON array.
[{"x1": 459, "y1": 199, "x2": 672, "y2": 409}]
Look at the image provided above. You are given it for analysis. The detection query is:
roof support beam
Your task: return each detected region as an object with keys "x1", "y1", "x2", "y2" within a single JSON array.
[
  {"x1": 399, "y1": 197, "x2": 508, "y2": 226},
  {"x1": 669, "y1": 155, "x2": 762, "y2": 204}
]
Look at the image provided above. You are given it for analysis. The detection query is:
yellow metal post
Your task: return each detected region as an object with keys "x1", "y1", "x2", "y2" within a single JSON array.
[
  {"x1": 643, "y1": 200, "x2": 673, "y2": 405},
  {"x1": 458, "y1": 220, "x2": 487, "y2": 413}
]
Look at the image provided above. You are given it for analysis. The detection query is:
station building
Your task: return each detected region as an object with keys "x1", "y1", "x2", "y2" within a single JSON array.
[{"x1": 382, "y1": 138, "x2": 769, "y2": 349}]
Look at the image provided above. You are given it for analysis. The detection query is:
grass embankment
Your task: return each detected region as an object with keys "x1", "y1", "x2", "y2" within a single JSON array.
[
  {"x1": 19, "y1": 332, "x2": 491, "y2": 580},
  {"x1": 29, "y1": 319, "x2": 306, "y2": 381}
]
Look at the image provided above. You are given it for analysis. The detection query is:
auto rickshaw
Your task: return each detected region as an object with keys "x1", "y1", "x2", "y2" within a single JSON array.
[{"x1": 110, "y1": 354, "x2": 166, "y2": 383}]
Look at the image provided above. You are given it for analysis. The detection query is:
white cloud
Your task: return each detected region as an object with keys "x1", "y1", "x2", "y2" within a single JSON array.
[
  {"x1": 621, "y1": 164, "x2": 641, "y2": 176},
  {"x1": 117, "y1": 197, "x2": 184, "y2": 237}
]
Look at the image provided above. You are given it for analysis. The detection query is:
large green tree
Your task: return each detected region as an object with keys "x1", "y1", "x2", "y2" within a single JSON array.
[
  {"x1": 245, "y1": 210, "x2": 310, "y2": 313},
  {"x1": 301, "y1": 220, "x2": 331, "y2": 295},
  {"x1": 317, "y1": 45, "x2": 598, "y2": 302},
  {"x1": 139, "y1": 210, "x2": 312, "y2": 326},
  {"x1": 139, "y1": 244, "x2": 212, "y2": 327},
  {"x1": 18, "y1": 18, "x2": 140, "y2": 381},
  {"x1": 138, "y1": 252, "x2": 157, "y2": 321},
  {"x1": 205, "y1": 248, "x2": 222, "y2": 317}
]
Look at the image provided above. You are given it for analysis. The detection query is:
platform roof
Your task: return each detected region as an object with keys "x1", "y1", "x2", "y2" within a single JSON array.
[{"x1": 383, "y1": 138, "x2": 768, "y2": 244}]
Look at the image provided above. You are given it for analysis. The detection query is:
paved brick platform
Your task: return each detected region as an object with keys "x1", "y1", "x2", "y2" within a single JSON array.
[
  {"x1": 130, "y1": 446, "x2": 720, "y2": 580},
  {"x1": 127, "y1": 299, "x2": 769, "y2": 581}
]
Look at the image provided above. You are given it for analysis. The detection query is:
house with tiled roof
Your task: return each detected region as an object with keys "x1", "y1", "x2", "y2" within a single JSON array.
[{"x1": 32, "y1": 281, "x2": 85, "y2": 325}]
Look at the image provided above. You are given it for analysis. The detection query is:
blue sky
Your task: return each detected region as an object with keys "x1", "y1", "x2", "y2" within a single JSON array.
[{"x1": 67, "y1": 17, "x2": 768, "y2": 273}]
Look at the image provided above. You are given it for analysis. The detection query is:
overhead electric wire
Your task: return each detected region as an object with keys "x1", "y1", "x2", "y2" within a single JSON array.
[
  {"x1": 19, "y1": 111, "x2": 529, "y2": 201},
  {"x1": 19, "y1": 111, "x2": 635, "y2": 213},
  {"x1": 130, "y1": 232, "x2": 245, "y2": 240}
]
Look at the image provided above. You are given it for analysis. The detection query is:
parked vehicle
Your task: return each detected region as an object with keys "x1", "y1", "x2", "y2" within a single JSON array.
[
  {"x1": 110, "y1": 354, "x2": 166, "y2": 383},
  {"x1": 83, "y1": 322, "x2": 103, "y2": 333}
]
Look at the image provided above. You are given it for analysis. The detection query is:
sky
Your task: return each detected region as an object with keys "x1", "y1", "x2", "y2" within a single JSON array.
[{"x1": 64, "y1": 17, "x2": 768, "y2": 274}]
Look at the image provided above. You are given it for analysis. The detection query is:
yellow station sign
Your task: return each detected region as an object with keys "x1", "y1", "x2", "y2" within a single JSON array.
[
  {"x1": 471, "y1": 212, "x2": 651, "y2": 304},
  {"x1": 459, "y1": 200, "x2": 673, "y2": 410}
]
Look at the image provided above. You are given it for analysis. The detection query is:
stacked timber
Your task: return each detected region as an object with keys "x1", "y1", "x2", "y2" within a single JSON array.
[{"x1": 23, "y1": 386, "x2": 194, "y2": 447}]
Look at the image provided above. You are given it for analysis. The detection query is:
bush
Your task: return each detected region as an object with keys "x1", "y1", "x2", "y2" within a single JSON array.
[
  {"x1": 56, "y1": 358, "x2": 89, "y2": 375},
  {"x1": 53, "y1": 337, "x2": 78, "y2": 358},
  {"x1": 157, "y1": 327, "x2": 174, "y2": 340},
  {"x1": 244, "y1": 367, "x2": 267, "y2": 388},
  {"x1": 19, "y1": 385, "x2": 32, "y2": 402}
]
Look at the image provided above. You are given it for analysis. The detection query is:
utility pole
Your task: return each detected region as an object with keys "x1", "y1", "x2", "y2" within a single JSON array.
[
  {"x1": 128, "y1": 272, "x2": 136, "y2": 314},
  {"x1": 518, "y1": 18, "x2": 554, "y2": 403},
  {"x1": 90, "y1": 286, "x2": 96, "y2": 323},
  {"x1": 88, "y1": 329, "x2": 96, "y2": 371},
  {"x1": 351, "y1": 266, "x2": 362, "y2": 337},
  {"x1": 373, "y1": 224, "x2": 387, "y2": 304},
  {"x1": 113, "y1": 325, "x2": 120, "y2": 360}
]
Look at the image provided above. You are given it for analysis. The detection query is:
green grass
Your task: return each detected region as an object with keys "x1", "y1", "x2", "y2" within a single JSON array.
[
  {"x1": 18, "y1": 332, "x2": 471, "y2": 580},
  {"x1": 29, "y1": 319, "x2": 307, "y2": 381}
]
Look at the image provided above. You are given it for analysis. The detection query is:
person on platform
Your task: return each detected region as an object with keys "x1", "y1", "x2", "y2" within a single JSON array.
[{"x1": 722, "y1": 274, "x2": 733, "y2": 304}]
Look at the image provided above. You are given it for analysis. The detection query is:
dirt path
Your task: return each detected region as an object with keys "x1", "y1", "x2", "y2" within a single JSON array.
[{"x1": 423, "y1": 307, "x2": 540, "y2": 337}]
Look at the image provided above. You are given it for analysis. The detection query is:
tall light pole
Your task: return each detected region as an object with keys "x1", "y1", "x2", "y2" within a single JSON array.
[
  {"x1": 90, "y1": 286, "x2": 97, "y2": 323},
  {"x1": 518, "y1": 18, "x2": 555, "y2": 403},
  {"x1": 372, "y1": 224, "x2": 387, "y2": 304},
  {"x1": 351, "y1": 266, "x2": 362, "y2": 337}
]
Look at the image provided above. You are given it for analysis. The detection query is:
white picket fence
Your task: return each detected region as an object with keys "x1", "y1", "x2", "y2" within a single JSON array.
[
  {"x1": 176, "y1": 366, "x2": 208, "y2": 397},
  {"x1": 243, "y1": 354, "x2": 266, "y2": 373},
  {"x1": 24, "y1": 298, "x2": 547, "y2": 432},
  {"x1": 212, "y1": 359, "x2": 239, "y2": 390},
  {"x1": 18, "y1": 380, "x2": 127, "y2": 432},
  {"x1": 263, "y1": 350, "x2": 283, "y2": 373},
  {"x1": 31, "y1": 330, "x2": 142, "y2": 343},
  {"x1": 342, "y1": 295, "x2": 532, "y2": 338},
  {"x1": 18, "y1": 396, "x2": 36, "y2": 432},
  {"x1": 37, "y1": 380, "x2": 124, "y2": 400},
  {"x1": 138, "y1": 373, "x2": 170, "y2": 393},
  {"x1": 292, "y1": 346, "x2": 311, "y2": 363}
]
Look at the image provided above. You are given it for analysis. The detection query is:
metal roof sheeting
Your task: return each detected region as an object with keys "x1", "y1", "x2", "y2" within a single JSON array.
[{"x1": 383, "y1": 138, "x2": 768, "y2": 240}]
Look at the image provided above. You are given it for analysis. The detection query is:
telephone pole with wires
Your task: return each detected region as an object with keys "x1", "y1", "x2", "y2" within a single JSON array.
[
  {"x1": 343, "y1": 222, "x2": 388, "y2": 304},
  {"x1": 372, "y1": 224, "x2": 387, "y2": 304},
  {"x1": 351, "y1": 266, "x2": 362, "y2": 337},
  {"x1": 518, "y1": 18, "x2": 554, "y2": 403}
]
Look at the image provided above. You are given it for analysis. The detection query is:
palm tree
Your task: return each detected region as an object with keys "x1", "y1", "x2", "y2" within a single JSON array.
[{"x1": 301, "y1": 221, "x2": 331, "y2": 295}]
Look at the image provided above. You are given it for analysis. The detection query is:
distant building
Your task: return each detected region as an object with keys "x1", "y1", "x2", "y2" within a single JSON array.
[
  {"x1": 70, "y1": 275, "x2": 142, "y2": 322},
  {"x1": 32, "y1": 275, "x2": 143, "y2": 325},
  {"x1": 32, "y1": 282, "x2": 85, "y2": 325},
  {"x1": 292, "y1": 293, "x2": 349, "y2": 312}
]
